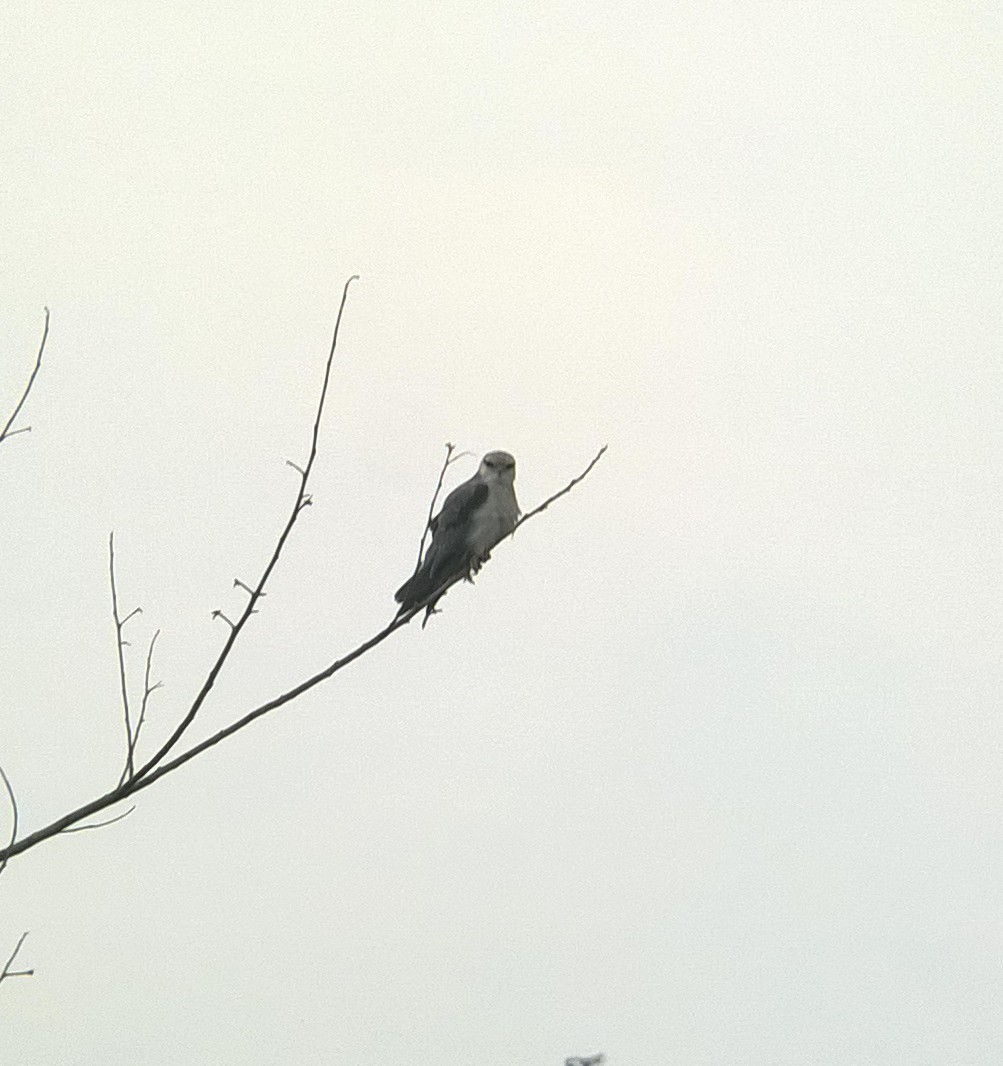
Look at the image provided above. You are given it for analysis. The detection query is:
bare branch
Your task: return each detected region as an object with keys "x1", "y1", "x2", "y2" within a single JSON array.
[
  {"x1": 0, "y1": 765, "x2": 17, "y2": 879},
  {"x1": 0, "y1": 279, "x2": 606, "y2": 871},
  {"x1": 0, "y1": 932, "x2": 32, "y2": 984},
  {"x1": 110, "y1": 533, "x2": 139, "y2": 785},
  {"x1": 0, "y1": 442, "x2": 603, "y2": 863},
  {"x1": 0, "y1": 308, "x2": 49, "y2": 447},
  {"x1": 129, "y1": 275, "x2": 360, "y2": 784}
]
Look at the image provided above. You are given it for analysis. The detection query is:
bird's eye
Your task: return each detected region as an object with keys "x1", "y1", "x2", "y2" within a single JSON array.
[{"x1": 485, "y1": 460, "x2": 496, "y2": 468}]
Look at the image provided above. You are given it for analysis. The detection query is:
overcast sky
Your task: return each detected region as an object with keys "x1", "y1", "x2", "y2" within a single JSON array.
[{"x1": 1, "y1": 2, "x2": 1000, "y2": 1063}]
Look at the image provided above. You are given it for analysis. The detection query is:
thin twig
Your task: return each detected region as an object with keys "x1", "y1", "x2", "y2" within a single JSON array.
[
  {"x1": 0, "y1": 932, "x2": 32, "y2": 983},
  {"x1": 0, "y1": 308, "x2": 49, "y2": 446},
  {"x1": 0, "y1": 444, "x2": 604, "y2": 863},
  {"x1": 0, "y1": 765, "x2": 17, "y2": 878},
  {"x1": 61, "y1": 806, "x2": 136, "y2": 833},
  {"x1": 411, "y1": 442, "x2": 455, "y2": 575},
  {"x1": 130, "y1": 275, "x2": 360, "y2": 784},
  {"x1": 110, "y1": 533, "x2": 141, "y2": 785},
  {"x1": 131, "y1": 630, "x2": 162, "y2": 754}
]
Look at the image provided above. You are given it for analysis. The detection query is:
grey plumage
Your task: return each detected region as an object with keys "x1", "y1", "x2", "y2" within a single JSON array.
[{"x1": 395, "y1": 450, "x2": 520, "y2": 613}]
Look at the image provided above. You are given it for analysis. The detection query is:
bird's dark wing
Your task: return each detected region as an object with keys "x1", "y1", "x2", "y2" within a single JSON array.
[
  {"x1": 434, "y1": 476, "x2": 489, "y2": 535},
  {"x1": 394, "y1": 477, "x2": 488, "y2": 610}
]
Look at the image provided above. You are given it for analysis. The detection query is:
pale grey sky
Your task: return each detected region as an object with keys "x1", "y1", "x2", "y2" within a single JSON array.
[{"x1": 1, "y1": 2, "x2": 1000, "y2": 1063}]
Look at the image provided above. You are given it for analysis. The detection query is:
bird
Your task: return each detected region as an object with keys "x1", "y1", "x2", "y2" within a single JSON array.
[{"x1": 395, "y1": 450, "x2": 520, "y2": 616}]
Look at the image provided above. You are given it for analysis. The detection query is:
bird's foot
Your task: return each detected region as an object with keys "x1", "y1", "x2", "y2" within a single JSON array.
[{"x1": 469, "y1": 550, "x2": 491, "y2": 577}]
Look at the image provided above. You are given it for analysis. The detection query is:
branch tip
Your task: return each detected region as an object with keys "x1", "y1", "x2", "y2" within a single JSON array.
[
  {"x1": 0, "y1": 307, "x2": 50, "y2": 446},
  {"x1": 62, "y1": 805, "x2": 137, "y2": 834}
]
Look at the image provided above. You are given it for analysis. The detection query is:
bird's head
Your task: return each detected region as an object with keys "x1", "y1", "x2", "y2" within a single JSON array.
[{"x1": 478, "y1": 450, "x2": 516, "y2": 484}]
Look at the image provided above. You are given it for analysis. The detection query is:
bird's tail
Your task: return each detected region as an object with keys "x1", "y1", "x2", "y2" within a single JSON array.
[{"x1": 395, "y1": 571, "x2": 433, "y2": 612}]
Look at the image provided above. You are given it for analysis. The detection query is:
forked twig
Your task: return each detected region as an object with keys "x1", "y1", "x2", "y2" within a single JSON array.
[
  {"x1": 0, "y1": 307, "x2": 49, "y2": 446},
  {"x1": 0, "y1": 932, "x2": 32, "y2": 984}
]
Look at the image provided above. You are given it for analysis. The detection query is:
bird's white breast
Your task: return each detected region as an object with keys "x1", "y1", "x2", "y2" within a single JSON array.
[{"x1": 467, "y1": 482, "x2": 519, "y2": 555}]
